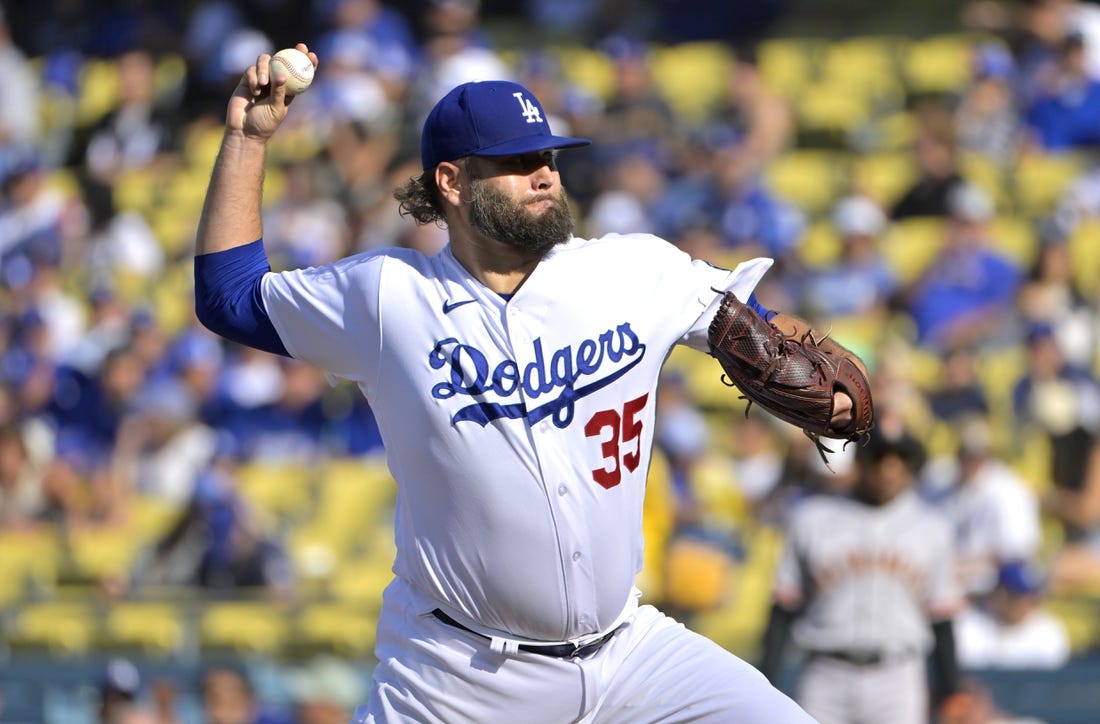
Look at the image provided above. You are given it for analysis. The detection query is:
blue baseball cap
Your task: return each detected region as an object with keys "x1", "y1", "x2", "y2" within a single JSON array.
[{"x1": 420, "y1": 80, "x2": 590, "y2": 170}]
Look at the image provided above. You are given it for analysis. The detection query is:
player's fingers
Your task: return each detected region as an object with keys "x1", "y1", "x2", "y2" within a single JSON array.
[
  {"x1": 269, "y1": 73, "x2": 289, "y2": 107},
  {"x1": 242, "y1": 66, "x2": 262, "y2": 97},
  {"x1": 255, "y1": 53, "x2": 273, "y2": 92},
  {"x1": 294, "y1": 42, "x2": 319, "y2": 69}
]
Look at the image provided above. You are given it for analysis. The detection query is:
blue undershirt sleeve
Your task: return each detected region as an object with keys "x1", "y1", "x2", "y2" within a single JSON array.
[
  {"x1": 194, "y1": 239, "x2": 290, "y2": 357},
  {"x1": 747, "y1": 292, "x2": 772, "y2": 320}
]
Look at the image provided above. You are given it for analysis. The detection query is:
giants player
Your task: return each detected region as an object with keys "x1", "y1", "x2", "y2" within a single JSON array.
[
  {"x1": 195, "y1": 44, "x2": 862, "y2": 722},
  {"x1": 759, "y1": 420, "x2": 963, "y2": 724}
]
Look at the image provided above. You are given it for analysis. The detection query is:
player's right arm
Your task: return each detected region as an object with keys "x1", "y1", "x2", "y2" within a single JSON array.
[
  {"x1": 196, "y1": 44, "x2": 315, "y2": 255},
  {"x1": 193, "y1": 45, "x2": 317, "y2": 356}
]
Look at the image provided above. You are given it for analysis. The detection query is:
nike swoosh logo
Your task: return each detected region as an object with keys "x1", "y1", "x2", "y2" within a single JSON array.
[{"x1": 442, "y1": 299, "x2": 476, "y2": 314}]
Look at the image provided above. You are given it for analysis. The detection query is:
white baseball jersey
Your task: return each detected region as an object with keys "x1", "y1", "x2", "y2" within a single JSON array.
[
  {"x1": 774, "y1": 489, "x2": 963, "y2": 657},
  {"x1": 261, "y1": 232, "x2": 771, "y2": 643}
]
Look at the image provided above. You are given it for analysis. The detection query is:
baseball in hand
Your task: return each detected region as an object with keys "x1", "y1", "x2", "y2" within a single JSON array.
[{"x1": 270, "y1": 48, "x2": 315, "y2": 95}]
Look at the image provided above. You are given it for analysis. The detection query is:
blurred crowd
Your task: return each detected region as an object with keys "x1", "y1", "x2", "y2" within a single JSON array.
[{"x1": 2, "y1": 0, "x2": 1100, "y2": 720}]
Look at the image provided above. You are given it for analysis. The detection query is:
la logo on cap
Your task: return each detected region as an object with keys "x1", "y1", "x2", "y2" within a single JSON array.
[{"x1": 513, "y1": 92, "x2": 543, "y2": 124}]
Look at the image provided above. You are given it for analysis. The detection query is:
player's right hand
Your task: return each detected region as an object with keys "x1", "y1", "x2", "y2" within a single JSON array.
[{"x1": 226, "y1": 43, "x2": 318, "y2": 141}]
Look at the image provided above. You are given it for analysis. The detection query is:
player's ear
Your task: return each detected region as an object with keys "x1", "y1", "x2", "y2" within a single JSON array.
[{"x1": 435, "y1": 161, "x2": 465, "y2": 207}]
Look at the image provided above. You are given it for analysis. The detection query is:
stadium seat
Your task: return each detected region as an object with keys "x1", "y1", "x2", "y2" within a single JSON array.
[
  {"x1": 76, "y1": 58, "x2": 120, "y2": 128},
  {"x1": 0, "y1": 530, "x2": 62, "y2": 604},
  {"x1": 1068, "y1": 220, "x2": 1100, "y2": 296},
  {"x1": 198, "y1": 601, "x2": 290, "y2": 655},
  {"x1": 100, "y1": 602, "x2": 185, "y2": 655},
  {"x1": 65, "y1": 526, "x2": 146, "y2": 583},
  {"x1": 1013, "y1": 152, "x2": 1087, "y2": 219},
  {"x1": 553, "y1": 45, "x2": 616, "y2": 101},
  {"x1": 649, "y1": 42, "x2": 732, "y2": 122},
  {"x1": 960, "y1": 152, "x2": 1011, "y2": 214},
  {"x1": 850, "y1": 151, "x2": 919, "y2": 209},
  {"x1": 294, "y1": 603, "x2": 377, "y2": 657},
  {"x1": 989, "y1": 215, "x2": 1038, "y2": 269},
  {"x1": 756, "y1": 37, "x2": 824, "y2": 99},
  {"x1": 6, "y1": 602, "x2": 98, "y2": 655},
  {"x1": 901, "y1": 33, "x2": 981, "y2": 95},
  {"x1": 764, "y1": 150, "x2": 848, "y2": 216},
  {"x1": 235, "y1": 460, "x2": 316, "y2": 522},
  {"x1": 879, "y1": 216, "x2": 946, "y2": 285},
  {"x1": 797, "y1": 219, "x2": 844, "y2": 269},
  {"x1": 794, "y1": 82, "x2": 874, "y2": 141},
  {"x1": 819, "y1": 35, "x2": 906, "y2": 104}
]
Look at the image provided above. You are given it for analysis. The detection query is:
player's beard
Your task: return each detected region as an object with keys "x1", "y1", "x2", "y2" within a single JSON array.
[{"x1": 467, "y1": 179, "x2": 574, "y2": 255}]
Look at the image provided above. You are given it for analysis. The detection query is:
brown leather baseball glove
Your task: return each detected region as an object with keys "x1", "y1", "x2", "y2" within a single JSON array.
[{"x1": 707, "y1": 291, "x2": 874, "y2": 461}]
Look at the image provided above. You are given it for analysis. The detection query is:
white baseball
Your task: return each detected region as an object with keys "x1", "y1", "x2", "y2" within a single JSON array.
[{"x1": 270, "y1": 48, "x2": 314, "y2": 95}]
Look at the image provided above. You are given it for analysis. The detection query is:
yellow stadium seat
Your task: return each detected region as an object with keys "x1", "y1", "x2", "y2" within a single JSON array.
[
  {"x1": 798, "y1": 219, "x2": 844, "y2": 269},
  {"x1": 989, "y1": 216, "x2": 1038, "y2": 269},
  {"x1": 879, "y1": 216, "x2": 946, "y2": 285},
  {"x1": 850, "y1": 152, "x2": 919, "y2": 208},
  {"x1": 199, "y1": 601, "x2": 290, "y2": 654},
  {"x1": 101, "y1": 602, "x2": 184, "y2": 654},
  {"x1": 765, "y1": 150, "x2": 848, "y2": 216},
  {"x1": 0, "y1": 530, "x2": 62, "y2": 603},
  {"x1": 795, "y1": 82, "x2": 874, "y2": 137},
  {"x1": 901, "y1": 33, "x2": 980, "y2": 94},
  {"x1": 554, "y1": 45, "x2": 616, "y2": 101},
  {"x1": 7, "y1": 602, "x2": 98, "y2": 655},
  {"x1": 329, "y1": 550, "x2": 395, "y2": 613},
  {"x1": 1068, "y1": 220, "x2": 1100, "y2": 295},
  {"x1": 235, "y1": 460, "x2": 316, "y2": 521},
  {"x1": 649, "y1": 42, "x2": 733, "y2": 121},
  {"x1": 756, "y1": 38, "x2": 824, "y2": 98},
  {"x1": 1014, "y1": 152, "x2": 1087, "y2": 218},
  {"x1": 76, "y1": 58, "x2": 120, "y2": 127},
  {"x1": 294, "y1": 603, "x2": 377, "y2": 657},
  {"x1": 66, "y1": 526, "x2": 145, "y2": 582},
  {"x1": 819, "y1": 35, "x2": 906, "y2": 102},
  {"x1": 977, "y1": 345, "x2": 1027, "y2": 414},
  {"x1": 960, "y1": 152, "x2": 1011, "y2": 214}
]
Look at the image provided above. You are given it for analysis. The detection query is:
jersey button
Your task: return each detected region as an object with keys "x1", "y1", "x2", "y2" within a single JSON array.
[
  {"x1": 572, "y1": 551, "x2": 582, "y2": 562},
  {"x1": 558, "y1": 485, "x2": 568, "y2": 496}
]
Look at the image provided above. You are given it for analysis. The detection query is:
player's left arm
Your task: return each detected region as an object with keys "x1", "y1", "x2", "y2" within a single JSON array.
[{"x1": 766, "y1": 311, "x2": 869, "y2": 428}]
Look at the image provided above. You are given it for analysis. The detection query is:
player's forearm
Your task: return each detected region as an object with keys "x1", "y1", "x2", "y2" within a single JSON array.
[{"x1": 196, "y1": 130, "x2": 268, "y2": 256}]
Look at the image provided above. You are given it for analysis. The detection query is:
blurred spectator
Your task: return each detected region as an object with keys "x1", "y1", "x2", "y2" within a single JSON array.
[
  {"x1": 654, "y1": 369, "x2": 709, "y2": 528},
  {"x1": 955, "y1": 42, "x2": 1021, "y2": 166},
  {"x1": 401, "y1": 0, "x2": 511, "y2": 152},
  {"x1": 926, "y1": 345, "x2": 991, "y2": 423},
  {"x1": 201, "y1": 663, "x2": 291, "y2": 724},
  {"x1": 73, "y1": 47, "x2": 182, "y2": 188},
  {"x1": 112, "y1": 378, "x2": 218, "y2": 506},
  {"x1": 0, "y1": 6, "x2": 42, "y2": 148},
  {"x1": 1012, "y1": 322, "x2": 1100, "y2": 590},
  {"x1": 0, "y1": 147, "x2": 89, "y2": 273},
  {"x1": 800, "y1": 194, "x2": 897, "y2": 320},
  {"x1": 928, "y1": 415, "x2": 1042, "y2": 599},
  {"x1": 729, "y1": 414, "x2": 785, "y2": 523},
  {"x1": 904, "y1": 183, "x2": 1023, "y2": 349},
  {"x1": 583, "y1": 150, "x2": 663, "y2": 237},
  {"x1": 262, "y1": 159, "x2": 351, "y2": 268},
  {"x1": 288, "y1": 656, "x2": 367, "y2": 724},
  {"x1": 891, "y1": 103, "x2": 967, "y2": 220},
  {"x1": 593, "y1": 34, "x2": 676, "y2": 167},
  {"x1": 130, "y1": 444, "x2": 294, "y2": 600},
  {"x1": 955, "y1": 559, "x2": 1071, "y2": 670},
  {"x1": 710, "y1": 47, "x2": 793, "y2": 194},
  {"x1": 96, "y1": 657, "x2": 159, "y2": 724},
  {"x1": 232, "y1": 357, "x2": 329, "y2": 463},
  {"x1": 0, "y1": 422, "x2": 50, "y2": 530},
  {"x1": 43, "y1": 343, "x2": 150, "y2": 524},
  {"x1": 1015, "y1": 218, "x2": 1098, "y2": 369},
  {"x1": 1023, "y1": 30, "x2": 1100, "y2": 152}
]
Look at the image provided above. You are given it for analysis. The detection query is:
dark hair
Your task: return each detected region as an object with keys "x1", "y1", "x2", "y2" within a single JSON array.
[{"x1": 394, "y1": 169, "x2": 447, "y2": 226}]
